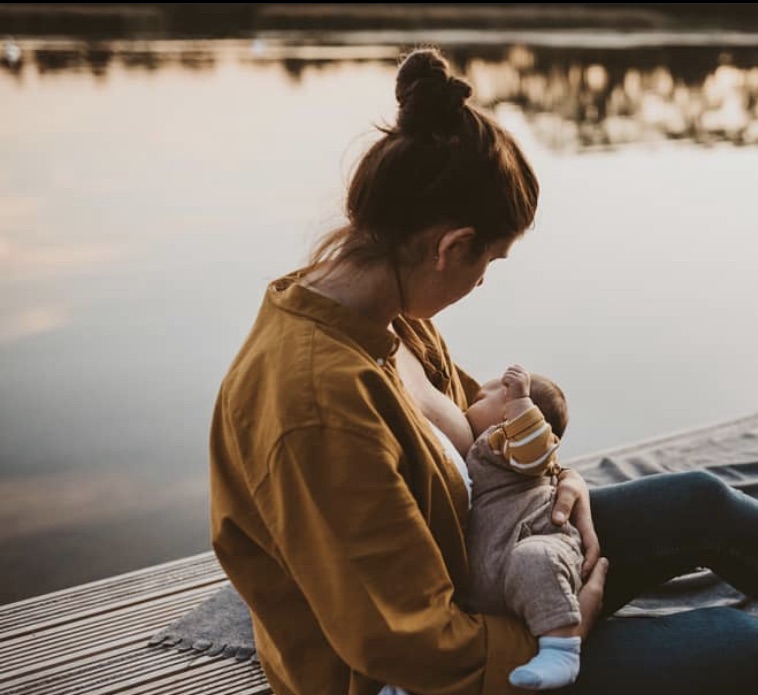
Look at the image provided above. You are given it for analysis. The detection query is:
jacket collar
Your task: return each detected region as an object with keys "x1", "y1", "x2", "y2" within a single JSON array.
[{"x1": 268, "y1": 272, "x2": 400, "y2": 363}]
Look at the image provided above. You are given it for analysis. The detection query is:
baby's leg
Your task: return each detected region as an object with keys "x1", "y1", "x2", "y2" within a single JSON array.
[{"x1": 504, "y1": 534, "x2": 583, "y2": 690}]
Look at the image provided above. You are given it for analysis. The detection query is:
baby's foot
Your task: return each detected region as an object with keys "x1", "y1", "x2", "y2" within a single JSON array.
[{"x1": 509, "y1": 635, "x2": 581, "y2": 690}]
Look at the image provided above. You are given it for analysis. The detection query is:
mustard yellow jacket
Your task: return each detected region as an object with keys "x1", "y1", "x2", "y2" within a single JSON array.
[{"x1": 210, "y1": 274, "x2": 535, "y2": 695}]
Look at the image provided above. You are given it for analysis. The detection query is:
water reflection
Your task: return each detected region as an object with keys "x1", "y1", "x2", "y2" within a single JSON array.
[
  {"x1": 2, "y1": 36, "x2": 22, "y2": 71},
  {"x1": 3, "y1": 38, "x2": 758, "y2": 149},
  {"x1": 3, "y1": 41, "x2": 218, "y2": 77},
  {"x1": 0, "y1": 306, "x2": 69, "y2": 344},
  {"x1": 468, "y1": 45, "x2": 758, "y2": 150}
]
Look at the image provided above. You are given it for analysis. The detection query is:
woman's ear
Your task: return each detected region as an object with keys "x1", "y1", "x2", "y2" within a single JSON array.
[{"x1": 435, "y1": 226, "x2": 476, "y2": 270}]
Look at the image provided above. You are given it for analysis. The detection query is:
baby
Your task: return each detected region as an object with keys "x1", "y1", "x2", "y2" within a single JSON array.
[{"x1": 464, "y1": 365, "x2": 583, "y2": 690}]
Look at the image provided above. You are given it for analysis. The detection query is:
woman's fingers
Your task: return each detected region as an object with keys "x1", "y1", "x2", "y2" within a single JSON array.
[
  {"x1": 553, "y1": 470, "x2": 601, "y2": 578},
  {"x1": 577, "y1": 557, "x2": 609, "y2": 638},
  {"x1": 551, "y1": 470, "x2": 582, "y2": 525},
  {"x1": 571, "y1": 488, "x2": 601, "y2": 578},
  {"x1": 578, "y1": 519, "x2": 601, "y2": 579}
]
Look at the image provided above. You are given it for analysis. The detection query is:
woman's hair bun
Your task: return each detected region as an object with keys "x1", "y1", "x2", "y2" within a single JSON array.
[{"x1": 395, "y1": 48, "x2": 472, "y2": 136}]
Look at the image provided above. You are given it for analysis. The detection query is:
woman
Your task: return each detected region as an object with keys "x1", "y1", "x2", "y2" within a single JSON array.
[{"x1": 210, "y1": 49, "x2": 758, "y2": 694}]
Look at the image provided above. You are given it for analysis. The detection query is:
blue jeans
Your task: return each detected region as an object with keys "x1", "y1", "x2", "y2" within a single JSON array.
[{"x1": 565, "y1": 471, "x2": 758, "y2": 693}]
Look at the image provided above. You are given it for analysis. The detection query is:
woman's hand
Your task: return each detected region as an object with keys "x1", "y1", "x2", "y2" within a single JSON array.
[
  {"x1": 577, "y1": 556, "x2": 609, "y2": 638},
  {"x1": 552, "y1": 469, "x2": 601, "y2": 579}
]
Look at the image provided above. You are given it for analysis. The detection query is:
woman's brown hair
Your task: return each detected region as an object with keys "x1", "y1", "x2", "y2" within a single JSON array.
[{"x1": 309, "y1": 47, "x2": 539, "y2": 269}]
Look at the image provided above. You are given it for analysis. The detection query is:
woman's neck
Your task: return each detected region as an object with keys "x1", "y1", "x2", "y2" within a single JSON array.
[{"x1": 300, "y1": 261, "x2": 403, "y2": 328}]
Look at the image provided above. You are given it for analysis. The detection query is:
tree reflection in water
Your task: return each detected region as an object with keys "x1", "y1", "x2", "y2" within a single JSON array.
[
  {"x1": 465, "y1": 44, "x2": 758, "y2": 150},
  {"x1": 3, "y1": 38, "x2": 758, "y2": 150}
]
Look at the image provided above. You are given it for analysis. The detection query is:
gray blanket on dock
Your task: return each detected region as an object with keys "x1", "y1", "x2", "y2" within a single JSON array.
[{"x1": 148, "y1": 414, "x2": 758, "y2": 660}]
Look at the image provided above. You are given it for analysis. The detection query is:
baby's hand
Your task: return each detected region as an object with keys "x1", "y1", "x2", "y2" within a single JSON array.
[{"x1": 501, "y1": 364, "x2": 530, "y2": 402}]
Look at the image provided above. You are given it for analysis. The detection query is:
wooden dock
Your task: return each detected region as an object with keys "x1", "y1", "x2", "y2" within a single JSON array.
[
  {"x1": 0, "y1": 552, "x2": 271, "y2": 694},
  {"x1": 2, "y1": 412, "x2": 757, "y2": 695}
]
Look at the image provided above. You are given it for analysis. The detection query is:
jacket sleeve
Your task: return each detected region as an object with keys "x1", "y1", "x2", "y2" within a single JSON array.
[
  {"x1": 255, "y1": 425, "x2": 535, "y2": 695},
  {"x1": 500, "y1": 406, "x2": 562, "y2": 477}
]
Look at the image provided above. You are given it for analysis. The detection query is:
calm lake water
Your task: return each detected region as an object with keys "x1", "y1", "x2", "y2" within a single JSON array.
[{"x1": 2, "y1": 34, "x2": 758, "y2": 602}]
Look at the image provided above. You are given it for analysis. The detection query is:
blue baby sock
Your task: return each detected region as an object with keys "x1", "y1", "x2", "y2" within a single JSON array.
[{"x1": 509, "y1": 635, "x2": 581, "y2": 690}]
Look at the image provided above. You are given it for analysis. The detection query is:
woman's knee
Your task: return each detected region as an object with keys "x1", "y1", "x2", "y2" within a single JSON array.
[{"x1": 675, "y1": 470, "x2": 732, "y2": 508}]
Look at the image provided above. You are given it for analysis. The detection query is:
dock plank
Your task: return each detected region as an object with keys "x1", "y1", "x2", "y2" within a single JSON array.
[{"x1": 0, "y1": 552, "x2": 268, "y2": 694}]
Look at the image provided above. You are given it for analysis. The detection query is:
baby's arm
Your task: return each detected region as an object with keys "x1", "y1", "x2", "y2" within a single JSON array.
[
  {"x1": 501, "y1": 364, "x2": 534, "y2": 421},
  {"x1": 500, "y1": 407, "x2": 561, "y2": 477},
  {"x1": 464, "y1": 365, "x2": 534, "y2": 439},
  {"x1": 470, "y1": 365, "x2": 562, "y2": 477}
]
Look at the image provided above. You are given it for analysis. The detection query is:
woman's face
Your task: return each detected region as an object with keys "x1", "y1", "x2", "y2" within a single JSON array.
[
  {"x1": 407, "y1": 234, "x2": 512, "y2": 319},
  {"x1": 454, "y1": 237, "x2": 511, "y2": 298}
]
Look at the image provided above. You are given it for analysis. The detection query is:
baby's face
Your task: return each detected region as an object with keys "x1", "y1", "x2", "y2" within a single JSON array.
[
  {"x1": 476, "y1": 377, "x2": 508, "y2": 401},
  {"x1": 469, "y1": 378, "x2": 510, "y2": 428}
]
